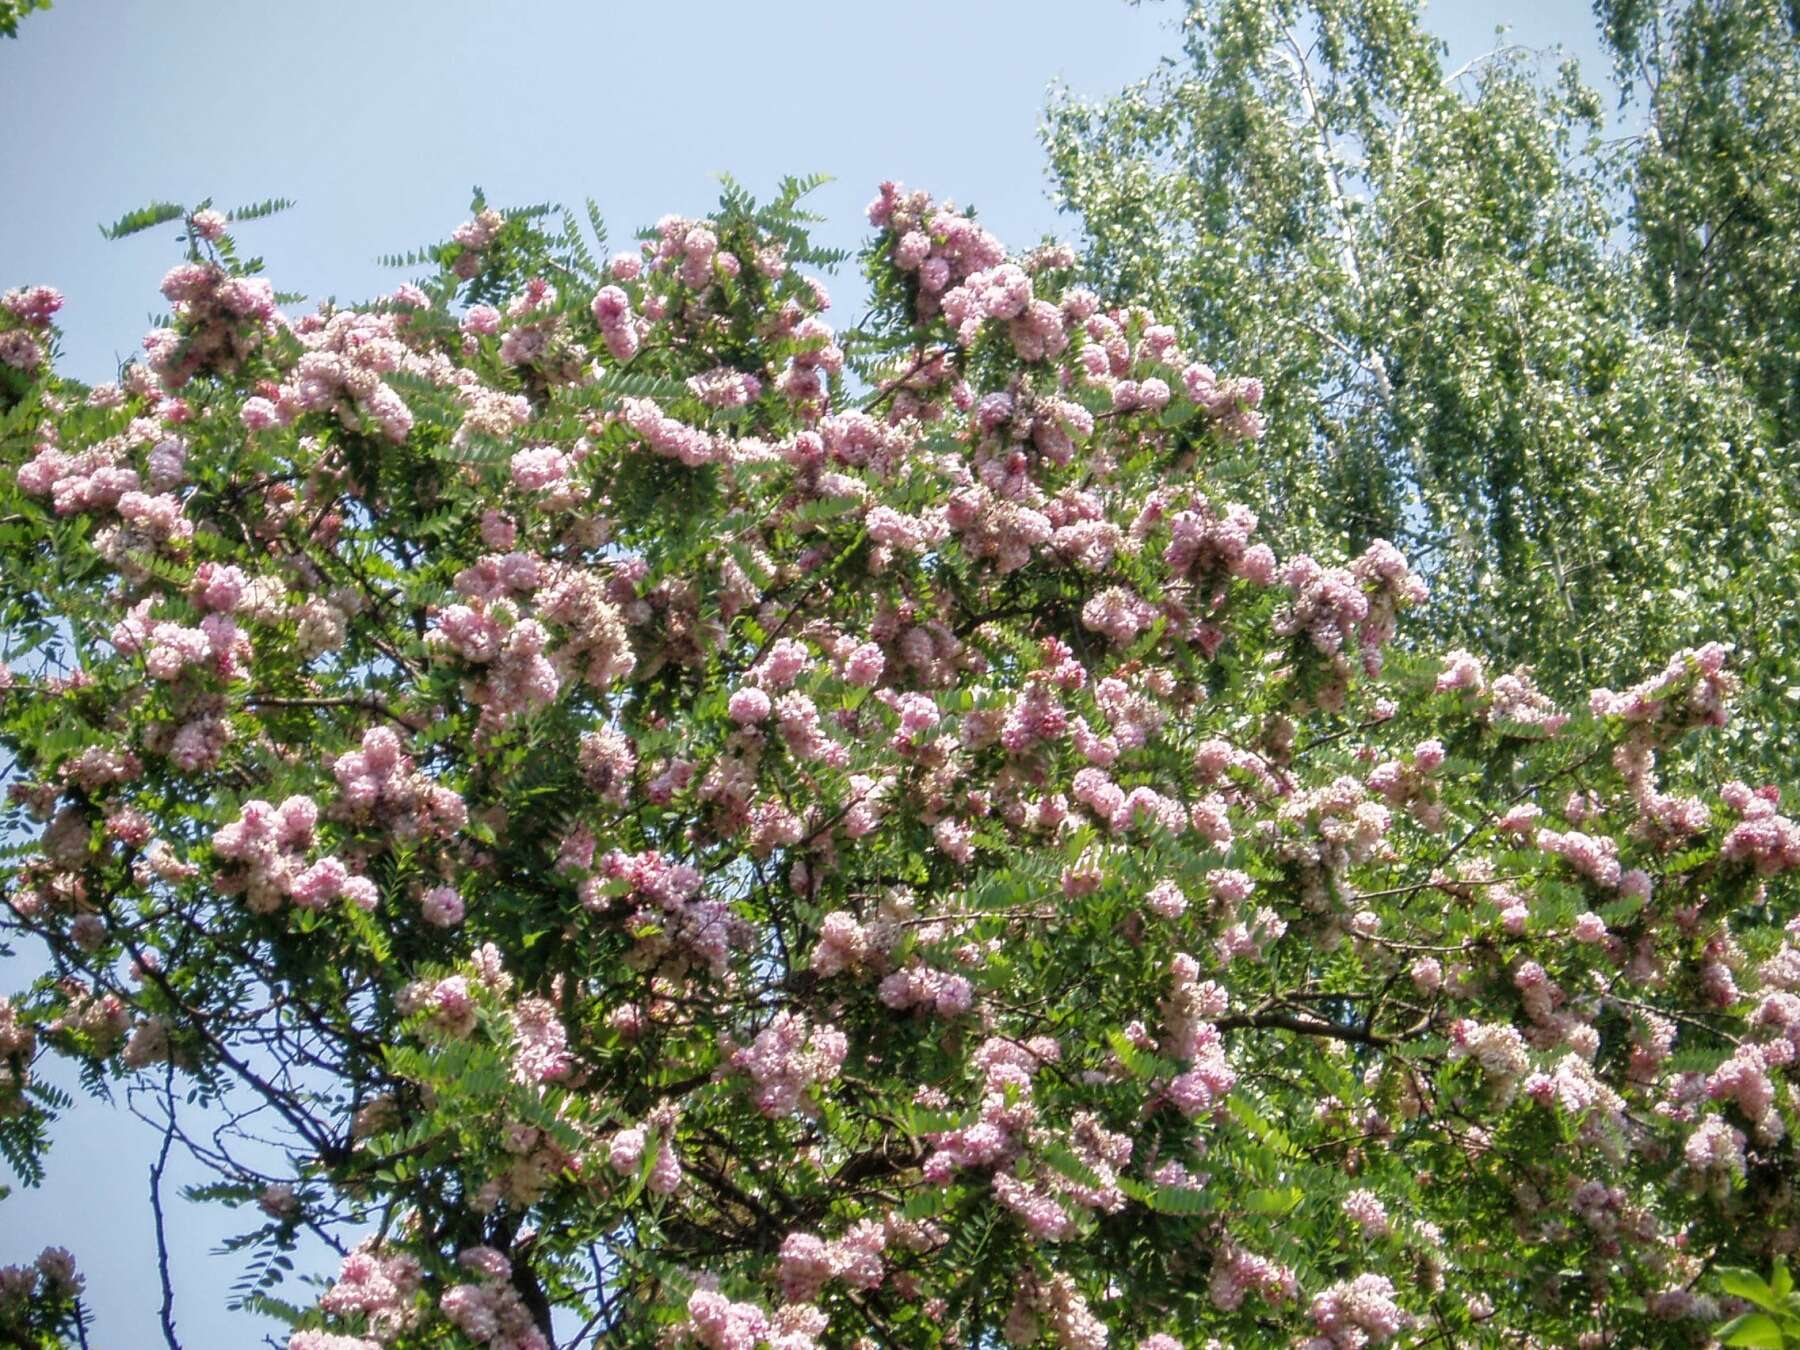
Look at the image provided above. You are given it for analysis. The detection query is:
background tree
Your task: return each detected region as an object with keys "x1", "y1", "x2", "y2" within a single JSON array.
[
  {"x1": 1600, "y1": 0, "x2": 1800, "y2": 446},
  {"x1": 1042, "y1": 0, "x2": 1800, "y2": 777}
]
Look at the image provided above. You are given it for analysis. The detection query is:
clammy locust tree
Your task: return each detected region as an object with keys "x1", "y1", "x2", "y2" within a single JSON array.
[{"x1": 0, "y1": 143, "x2": 1796, "y2": 1350}]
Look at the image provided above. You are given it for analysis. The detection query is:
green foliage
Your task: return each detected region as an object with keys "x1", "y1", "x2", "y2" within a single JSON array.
[
  {"x1": 1600, "y1": 0, "x2": 1800, "y2": 440},
  {"x1": 1715, "y1": 1263, "x2": 1800, "y2": 1346},
  {"x1": 0, "y1": 0, "x2": 49, "y2": 39},
  {"x1": 98, "y1": 201, "x2": 187, "y2": 241},
  {"x1": 228, "y1": 197, "x2": 296, "y2": 224}
]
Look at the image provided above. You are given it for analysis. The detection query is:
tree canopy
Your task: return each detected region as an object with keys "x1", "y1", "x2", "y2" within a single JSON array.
[{"x1": 1, "y1": 3, "x2": 1798, "y2": 1348}]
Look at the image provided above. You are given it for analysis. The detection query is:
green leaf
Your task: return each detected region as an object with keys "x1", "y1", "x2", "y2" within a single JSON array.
[
  {"x1": 1120, "y1": 1176, "x2": 1212, "y2": 1216},
  {"x1": 1107, "y1": 1028, "x2": 1187, "y2": 1081},
  {"x1": 1722, "y1": 1268, "x2": 1780, "y2": 1312},
  {"x1": 1716, "y1": 1313, "x2": 1786, "y2": 1349},
  {"x1": 1242, "y1": 1186, "x2": 1303, "y2": 1216},
  {"x1": 900, "y1": 1105, "x2": 974, "y2": 1137},
  {"x1": 99, "y1": 201, "x2": 185, "y2": 240},
  {"x1": 1040, "y1": 1142, "x2": 1105, "y2": 1191},
  {"x1": 228, "y1": 197, "x2": 296, "y2": 223}
]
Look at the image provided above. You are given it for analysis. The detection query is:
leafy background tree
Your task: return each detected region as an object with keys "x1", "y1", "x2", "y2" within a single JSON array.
[
  {"x1": 1603, "y1": 0, "x2": 1800, "y2": 446},
  {"x1": 1043, "y1": 0, "x2": 1800, "y2": 777}
]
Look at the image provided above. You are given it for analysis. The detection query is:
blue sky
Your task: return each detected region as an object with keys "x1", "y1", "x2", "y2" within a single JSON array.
[{"x1": 0, "y1": 1, "x2": 1612, "y2": 1344}]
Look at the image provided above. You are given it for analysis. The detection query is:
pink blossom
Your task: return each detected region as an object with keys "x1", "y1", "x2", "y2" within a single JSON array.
[
  {"x1": 727, "y1": 686, "x2": 772, "y2": 725},
  {"x1": 422, "y1": 886, "x2": 465, "y2": 927}
]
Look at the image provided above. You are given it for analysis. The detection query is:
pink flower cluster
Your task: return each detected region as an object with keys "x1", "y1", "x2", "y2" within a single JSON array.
[
  {"x1": 1706, "y1": 1042, "x2": 1787, "y2": 1143},
  {"x1": 399, "y1": 974, "x2": 479, "y2": 1037},
  {"x1": 992, "y1": 1170, "x2": 1079, "y2": 1242},
  {"x1": 1003, "y1": 1272, "x2": 1108, "y2": 1350},
  {"x1": 921, "y1": 1036, "x2": 1060, "y2": 1182},
  {"x1": 605, "y1": 1117, "x2": 684, "y2": 1196},
  {"x1": 1159, "y1": 954, "x2": 1237, "y2": 1117},
  {"x1": 273, "y1": 308, "x2": 421, "y2": 442},
  {"x1": 439, "y1": 1246, "x2": 548, "y2": 1350},
  {"x1": 0, "y1": 996, "x2": 36, "y2": 1110},
  {"x1": 1180, "y1": 361, "x2": 1266, "y2": 441},
  {"x1": 316, "y1": 1245, "x2": 422, "y2": 1341},
  {"x1": 18, "y1": 432, "x2": 194, "y2": 544},
  {"x1": 646, "y1": 216, "x2": 729, "y2": 290},
  {"x1": 0, "y1": 327, "x2": 45, "y2": 372},
  {"x1": 728, "y1": 1012, "x2": 847, "y2": 1116},
  {"x1": 1447, "y1": 1018, "x2": 1532, "y2": 1092},
  {"x1": 509, "y1": 444, "x2": 570, "y2": 493},
  {"x1": 1683, "y1": 1115, "x2": 1747, "y2": 1196},
  {"x1": 1341, "y1": 1187, "x2": 1390, "y2": 1236},
  {"x1": 577, "y1": 726, "x2": 636, "y2": 804},
  {"x1": 1304, "y1": 1273, "x2": 1409, "y2": 1348},
  {"x1": 420, "y1": 884, "x2": 464, "y2": 928},
  {"x1": 1161, "y1": 497, "x2": 1276, "y2": 587},
  {"x1": 809, "y1": 909, "x2": 887, "y2": 977},
  {"x1": 1522, "y1": 1053, "x2": 1626, "y2": 1131},
  {"x1": 682, "y1": 1288, "x2": 830, "y2": 1350},
  {"x1": 0, "y1": 1247, "x2": 80, "y2": 1305},
  {"x1": 878, "y1": 962, "x2": 974, "y2": 1017},
  {"x1": 144, "y1": 262, "x2": 284, "y2": 387},
  {"x1": 1285, "y1": 539, "x2": 1430, "y2": 681},
  {"x1": 1535, "y1": 828, "x2": 1623, "y2": 889},
  {"x1": 110, "y1": 598, "x2": 248, "y2": 682},
  {"x1": 1208, "y1": 1241, "x2": 1297, "y2": 1312},
  {"x1": 1071, "y1": 767, "x2": 1187, "y2": 837},
  {"x1": 211, "y1": 795, "x2": 375, "y2": 914},
  {"x1": 1434, "y1": 648, "x2": 1486, "y2": 694},
  {"x1": 496, "y1": 278, "x2": 563, "y2": 368},
  {"x1": 1274, "y1": 536, "x2": 1425, "y2": 680},
  {"x1": 589, "y1": 284, "x2": 643, "y2": 362},
  {"x1": 288, "y1": 1334, "x2": 380, "y2": 1350},
  {"x1": 622, "y1": 396, "x2": 718, "y2": 466},
  {"x1": 869, "y1": 181, "x2": 1005, "y2": 319},
  {"x1": 777, "y1": 1220, "x2": 887, "y2": 1299},
  {"x1": 579, "y1": 848, "x2": 743, "y2": 975},
  {"x1": 1214, "y1": 905, "x2": 1287, "y2": 965},
  {"x1": 1267, "y1": 775, "x2": 1393, "y2": 872},
  {"x1": 1272, "y1": 558, "x2": 1369, "y2": 658},
  {"x1": 945, "y1": 264, "x2": 1070, "y2": 361},
  {"x1": 1080, "y1": 586, "x2": 1157, "y2": 647},
  {"x1": 1720, "y1": 780, "x2": 1800, "y2": 875},
  {"x1": 1, "y1": 284, "x2": 62, "y2": 370},
  {"x1": 510, "y1": 996, "x2": 572, "y2": 1084},
  {"x1": 687, "y1": 366, "x2": 763, "y2": 409},
  {"x1": 1589, "y1": 641, "x2": 1735, "y2": 729},
  {"x1": 999, "y1": 1111, "x2": 1133, "y2": 1240},
  {"x1": 679, "y1": 1288, "x2": 834, "y2": 1350},
  {"x1": 450, "y1": 207, "x2": 504, "y2": 276},
  {"x1": 332, "y1": 726, "x2": 468, "y2": 839},
  {"x1": 1489, "y1": 668, "x2": 1569, "y2": 734},
  {"x1": 2, "y1": 284, "x2": 63, "y2": 327}
]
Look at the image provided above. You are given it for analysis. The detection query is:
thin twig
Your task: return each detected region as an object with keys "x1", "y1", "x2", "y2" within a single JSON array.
[{"x1": 151, "y1": 1067, "x2": 181, "y2": 1350}]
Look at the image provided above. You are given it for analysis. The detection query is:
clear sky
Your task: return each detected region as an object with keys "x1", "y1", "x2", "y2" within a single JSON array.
[{"x1": 0, "y1": 1, "x2": 1612, "y2": 1344}]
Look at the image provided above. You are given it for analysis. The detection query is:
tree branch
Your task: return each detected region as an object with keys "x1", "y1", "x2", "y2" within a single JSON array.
[{"x1": 150, "y1": 1068, "x2": 181, "y2": 1350}]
